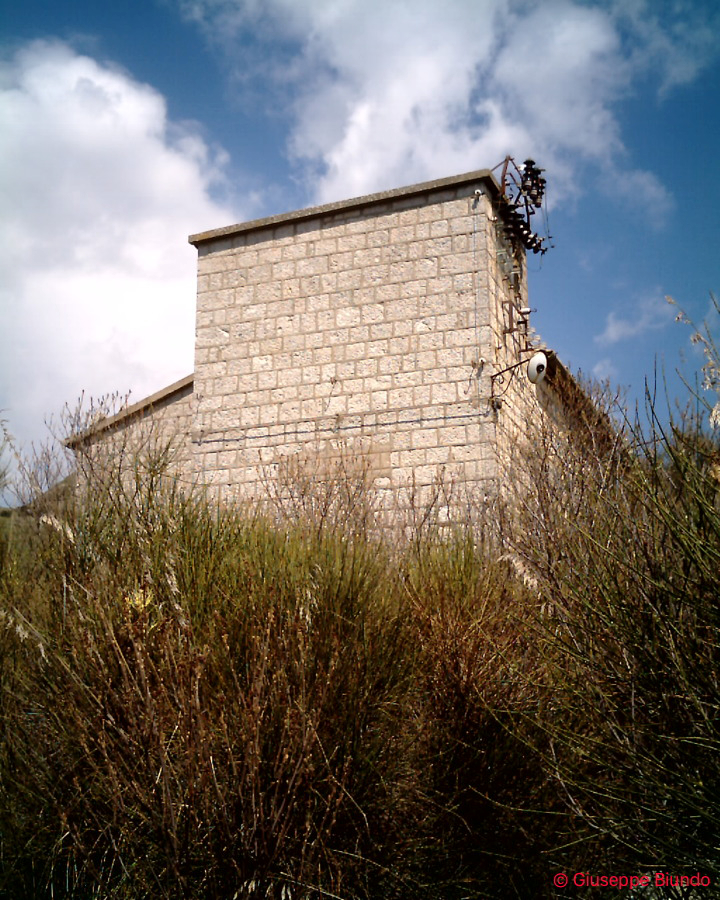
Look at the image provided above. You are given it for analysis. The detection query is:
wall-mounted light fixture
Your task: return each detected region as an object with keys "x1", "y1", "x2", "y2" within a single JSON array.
[{"x1": 490, "y1": 350, "x2": 553, "y2": 406}]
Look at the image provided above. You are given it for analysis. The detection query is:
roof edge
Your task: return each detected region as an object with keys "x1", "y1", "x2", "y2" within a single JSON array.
[
  {"x1": 66, "y1": 374, "x2": 194, "y2": 448},
  {"x1": 189, "y1": 169, "x2": 499, "y2": 247}
]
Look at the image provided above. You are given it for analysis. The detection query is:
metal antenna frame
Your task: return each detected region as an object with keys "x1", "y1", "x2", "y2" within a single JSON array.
[{"x1": 491, "y1": 155, "x2": 550, "y2": 256}]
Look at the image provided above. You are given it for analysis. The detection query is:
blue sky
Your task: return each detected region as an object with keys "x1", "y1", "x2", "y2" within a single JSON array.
[{"x1": 2, "y1": 0, "x2": 720, "y2": 482}]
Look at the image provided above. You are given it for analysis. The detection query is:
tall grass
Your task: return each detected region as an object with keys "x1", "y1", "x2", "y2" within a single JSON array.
[
  {"x1": 0, "y1": 420, "x2": 561, "y2": 898},
  {"x1": 500, "y1": 317, "x2": 720, "y2": 881},
  {"x1": 2, "y1": 303, "x2": 719, "y2": 897},
  {"x1": 0, "y1": 474, "x2": 414, "y2": 897}
]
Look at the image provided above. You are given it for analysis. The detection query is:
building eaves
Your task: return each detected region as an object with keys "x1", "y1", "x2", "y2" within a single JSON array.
[
  {"x1": 189, "y1": 169, "x2": 499, "y2": 248},
  {"x1": 65, "y1": 373, "x2": 194, "y2": 449}
]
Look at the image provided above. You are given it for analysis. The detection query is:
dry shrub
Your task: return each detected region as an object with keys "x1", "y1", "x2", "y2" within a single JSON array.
[
  {"x1": 501, "y1": 367, "x2": 720, "y2": 881},
  {"x1": 260, "y1": 445, "x2": 382, "y2": 539},
  {"x1": 0, "y1": 410, "x2": 557, "y2": 899},
  {"x1": 6, "y1": 333, "x2": 718, "y2": 898},
  {"x1": 401, "y1": 531, "x2": 567, "y2": 897},
  {"x1": 0, "y1": 459, "x2": 414, "y2": 897}
]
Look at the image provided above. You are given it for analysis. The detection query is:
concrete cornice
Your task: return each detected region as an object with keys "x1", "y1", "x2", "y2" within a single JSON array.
[{"x1": 189, "y1": 169, "x2": 499, "y2": 248}]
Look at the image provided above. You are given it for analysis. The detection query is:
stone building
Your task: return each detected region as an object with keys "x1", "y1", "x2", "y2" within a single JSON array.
[{"x1": 70, "y1": 167, "x2": 569, "y2": 511}]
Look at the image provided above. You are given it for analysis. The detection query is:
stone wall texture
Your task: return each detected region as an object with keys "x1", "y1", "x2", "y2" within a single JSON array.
[
  {"x1": 75, "y1": 170, "x2": 551, "y2": 511},
  {"x1": 188, "y1": 171, "x2": 540, "y2": 508},
  {"x1": 69, "y1": 375, "x2": 197, "y2": 488}
]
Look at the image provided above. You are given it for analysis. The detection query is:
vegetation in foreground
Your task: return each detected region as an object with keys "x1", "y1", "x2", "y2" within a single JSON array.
[{"x1": 0, "y1": 301, "x2": 718, "y2": 899}]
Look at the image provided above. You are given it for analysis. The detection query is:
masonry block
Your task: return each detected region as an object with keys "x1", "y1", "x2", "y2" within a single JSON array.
[{"x1": 92, "y1": 169, "x2": 548, "y2": 508}]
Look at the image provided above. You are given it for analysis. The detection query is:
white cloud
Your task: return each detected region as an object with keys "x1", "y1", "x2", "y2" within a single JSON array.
[
  {"x1": 609, "y1": 0, "x2": 720, "y2": 95},
  {"x1": 595, "y1": 292, "x2": 675, "y2": 345},
  {"x1": 592, "y1": 357, "x2": 619, "y2": 381},
  {"x1": 177, "y1": 0, "x2": 716, "y2": 209},
  {"x1": 0, "y1": 40, "x2": 238, "y2": 455}
]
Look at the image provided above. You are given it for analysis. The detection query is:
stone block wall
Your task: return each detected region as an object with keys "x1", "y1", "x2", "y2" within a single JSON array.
[
  {"x1": 485, "y1": 215, "x2": 545, "y2": 480},
  {"x1": 189, "y1": 171, "x2": 528, "y2": 507},
  {"x1": 68, "y1": 375, "x2": 198, "y2": 489}
]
